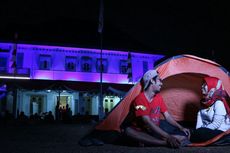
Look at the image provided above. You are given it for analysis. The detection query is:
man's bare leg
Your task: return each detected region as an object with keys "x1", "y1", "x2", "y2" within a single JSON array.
[{"x1": 125, "y1": 127, "x2": 167, "y2": 146}]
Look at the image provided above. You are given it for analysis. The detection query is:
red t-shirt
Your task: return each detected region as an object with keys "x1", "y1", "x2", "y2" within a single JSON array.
[{"x1": 133, "y1": 92, "x2": 167, "y2": 126}]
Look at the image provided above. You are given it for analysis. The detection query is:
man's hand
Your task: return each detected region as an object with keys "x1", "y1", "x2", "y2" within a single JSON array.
[
  {"x1": 180, "y1": 127, "x2": 191, "y2": 139},
  {"x1": 166, "y1": 135, "x2": 180, "y2": 148}
]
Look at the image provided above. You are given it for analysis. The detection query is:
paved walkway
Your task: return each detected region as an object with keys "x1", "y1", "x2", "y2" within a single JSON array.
[{"x1": 1, "y1": 121, "x2": 230, "y2": 153}]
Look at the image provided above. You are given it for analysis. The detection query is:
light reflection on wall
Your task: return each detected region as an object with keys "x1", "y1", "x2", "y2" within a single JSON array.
[{"x1": 0, "y1": 42, "x2": 164, "y2": 84}]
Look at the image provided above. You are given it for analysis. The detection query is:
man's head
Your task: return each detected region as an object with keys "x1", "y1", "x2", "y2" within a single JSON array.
[{"x1": 142, "y1": 70, "x2": 162, "y2": 91}]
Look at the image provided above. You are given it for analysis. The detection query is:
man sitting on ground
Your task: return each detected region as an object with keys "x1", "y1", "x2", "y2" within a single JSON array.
[{"x1": 122, "y1": 70, "x2": 191, "y2": 148}]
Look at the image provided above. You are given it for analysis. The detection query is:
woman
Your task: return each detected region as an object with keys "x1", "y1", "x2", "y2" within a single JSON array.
[{"x1": 190, "y1": 76, "x2": 230, "y2": 143}]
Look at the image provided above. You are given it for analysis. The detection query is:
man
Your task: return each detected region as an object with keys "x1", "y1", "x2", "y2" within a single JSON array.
[{"x1": 123, "y1": 70, "x2": 190, "y2": 148}]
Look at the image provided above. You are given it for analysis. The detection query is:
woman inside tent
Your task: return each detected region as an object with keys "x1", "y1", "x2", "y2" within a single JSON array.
[{"x1": 190, "y1": 76, "x2": 230, "y2": 143}]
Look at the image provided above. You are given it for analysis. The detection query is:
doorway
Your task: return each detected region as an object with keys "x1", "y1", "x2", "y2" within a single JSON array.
[
  {"x1": 30, "y1": 95, "x2": 44, "y2": 115},
  {"x1": 57, "y1": 96, "x2": 70, "y2": 110}
]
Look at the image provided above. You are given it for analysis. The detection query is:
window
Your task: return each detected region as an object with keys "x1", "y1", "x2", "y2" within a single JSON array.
[
  {"x1": 96, "y1": 58, "x2": 108, "y2": 73},
  {"x1": 0, "y1": 48, "x2": 9, "y2": 52},
  {"x1": 120, "y1": 60, "x2": 128, "y2": 74},
  {"x1": 65, "y1": 56, "x2": 76, "y2": 71},
  {"x1": 0, "y1": 57, "x2": 7, "y2": 72},
  {"x1": 39, "y1": 54, "x2": 51, "y2": 70},
  {"x1": 81, "y1": 56, "x2": 92, "y2": 72}
]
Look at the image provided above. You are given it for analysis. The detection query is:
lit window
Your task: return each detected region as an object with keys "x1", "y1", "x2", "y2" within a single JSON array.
[
  {"x1": 96, "y1": 58, "x2": 108, "y2": 73},
  {"x1": 120, "y1": 60, "x2": 128, "y2": 74},
  {"x1": 81, "y1": 56, "x2": 92, "y2": 72},
  {"x1": 39, "y1": 54, "x2": 51, "y2": 70},
  {"x1": 65, "y1": 56, "x2": 76, "y2": 71},
  {"x1": 0, "y1": 57, "x2": 7, "y2": 72}
]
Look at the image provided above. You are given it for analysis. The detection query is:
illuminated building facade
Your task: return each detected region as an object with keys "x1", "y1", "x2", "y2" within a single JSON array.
[{"x1": 0, "y1": 42, "x2": 164, "y2": 119}]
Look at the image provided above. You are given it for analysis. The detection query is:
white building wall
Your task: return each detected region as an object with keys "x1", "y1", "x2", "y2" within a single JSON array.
[
  {"x1": 22, "y1": 48, "x2": 33, "y2": 69},
  {"x1": 72, "y1": 92, "x2": 79, "y2": 115},
  {"x1": 23, "y1": 94, "x2": 30, "y2": 116},
  {"x1": 91, "y1": 96, "x2": 99, "y2": 115},
  {"x1": 52, "y1": 52, "x2": 65, "y2": 71},
  {"x1": 17, "y1": 90, "x2": 23, "y2": 116},
  {"x1": 6, "y1": 92, "x2": 13, "y2": 114},
  {"x1": 46, "y1": 92, "x2": 56, "y2": 113}
]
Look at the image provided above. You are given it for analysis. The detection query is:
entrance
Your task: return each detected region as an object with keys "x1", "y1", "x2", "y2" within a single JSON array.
[
  {"x1": 57, "y1": 96, "x2": 70, "y2": 110},
  {"x1": 30, "y1": 95, "x2": 44, "y2": 115},
  {"x1": 57, "y1": 95, "x2": 71, "y2": 120}
]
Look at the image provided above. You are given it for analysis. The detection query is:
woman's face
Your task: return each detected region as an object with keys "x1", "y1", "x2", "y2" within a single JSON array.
[{"x1": 201, "y1": 83, "x2": 208, "y2": 96}]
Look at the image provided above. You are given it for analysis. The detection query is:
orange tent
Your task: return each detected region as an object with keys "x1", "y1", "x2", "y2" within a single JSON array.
[
  {"x1": 95, "y1": 54, "x2": 230, "y2": 132},
  {"x1": 157, "y1": 54, "x2": 230, "y2": 121}
]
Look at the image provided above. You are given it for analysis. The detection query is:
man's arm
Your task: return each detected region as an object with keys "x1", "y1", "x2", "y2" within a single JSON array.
[
  {"x1": 142, "y1": 115, "x2": 180, "y2": 148},
  {"x1": 163, "y1": 111, "x2": 190, "y2": 137},
  {"x1": 142, "y1": 115, "x2": 169, "y2": 138}
]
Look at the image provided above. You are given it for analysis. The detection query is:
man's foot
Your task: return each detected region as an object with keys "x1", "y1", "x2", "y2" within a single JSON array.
[
  {"x1": 138, "y1": 142, "x2": 145, "y2": 147},
  {"x1": 91, "y1": 138, "x2": 104, "y2": 146},
  {"x1": 180, "y1": 138, "x2": 191, "y2": 147},
  {"x1": 79, "y1": 138, "x2": 93, "y2": 147}
]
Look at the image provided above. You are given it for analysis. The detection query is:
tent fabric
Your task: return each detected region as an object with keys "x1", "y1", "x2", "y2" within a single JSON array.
[
  {"x1": 156, "y1": 54, "x2": 230, "y2": 121},
  {"x1": 158, "y1": 73, "x2": 205, "y2": 121},
  {"x1": 188, "y1": 129, "x2": 230, "y2": 147},
  {"x1": 91, "y1": 54, "x2": 230, "y2": 146},
  {"x1": 95, "y1": 82, "x2": 142, "y2": 132},
  {"x1": 156, "y1": 54, "x2": 229, "y2": 95}
]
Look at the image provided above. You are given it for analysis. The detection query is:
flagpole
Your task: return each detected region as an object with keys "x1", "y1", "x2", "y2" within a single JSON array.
[
  {"x1": 11, "y1": 32, "x2": 18, "y2": 76},
  {"x1": 98, "y1": 0, "x2": 104, "y2": 120},
  {"x1": 12, "y1": 32, "x2": 18, "y2": 118},
  {"x1": 99, "y1": 31, "x2": 103, "y2": 120}
]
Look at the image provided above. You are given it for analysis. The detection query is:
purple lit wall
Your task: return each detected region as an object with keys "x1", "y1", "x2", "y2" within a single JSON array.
[{"x1": 0, "y1": 42, "x2": 164, "y2": 84}]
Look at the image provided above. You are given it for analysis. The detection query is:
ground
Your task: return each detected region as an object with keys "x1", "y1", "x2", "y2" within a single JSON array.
[{"x1": 0, "y1": 121, "x2": 230, "y2": 153}]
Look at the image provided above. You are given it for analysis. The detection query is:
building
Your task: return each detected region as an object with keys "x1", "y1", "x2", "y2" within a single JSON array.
[{"x1": 0, "y1": 42, "x2": 164, "y2": 119}]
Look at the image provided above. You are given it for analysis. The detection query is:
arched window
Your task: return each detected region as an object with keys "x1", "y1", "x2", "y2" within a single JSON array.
[
  {"x1": 96, "y1": 58, "x2": 108, "y2": 73},
  {"x1": 120, "y1": 60, "x2": 128, "y2": 74},
  {"x1": 65, "y1": 56, "x2": 76, "y2": 71},
  {"x1": 39, "y1": 54, "x2": 51, "y2": 70},
  {"x1": 81, "y1": 56, "x2": 92, "y2": 72}
]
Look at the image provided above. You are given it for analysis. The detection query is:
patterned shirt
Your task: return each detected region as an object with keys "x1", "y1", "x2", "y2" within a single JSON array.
[{"x1": 132, "y1": 92, "x2": 167, "y2": 129}]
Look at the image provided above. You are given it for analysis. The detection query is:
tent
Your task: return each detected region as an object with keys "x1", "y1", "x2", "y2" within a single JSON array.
[
  {"x1": 95, "y1": 54, "x2": 230, "y2": 131},
  {"x1": 80, "y1": 54, "x2": 230, "y2": 146},
  {"x1": 156, "y1": 54, "x2": 230, "y2": 122}
]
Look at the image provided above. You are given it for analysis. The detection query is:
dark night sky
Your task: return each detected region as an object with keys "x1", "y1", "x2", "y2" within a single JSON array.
[{"x1": 0, "y1": 0, "x2": 229, "y2": 69}]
